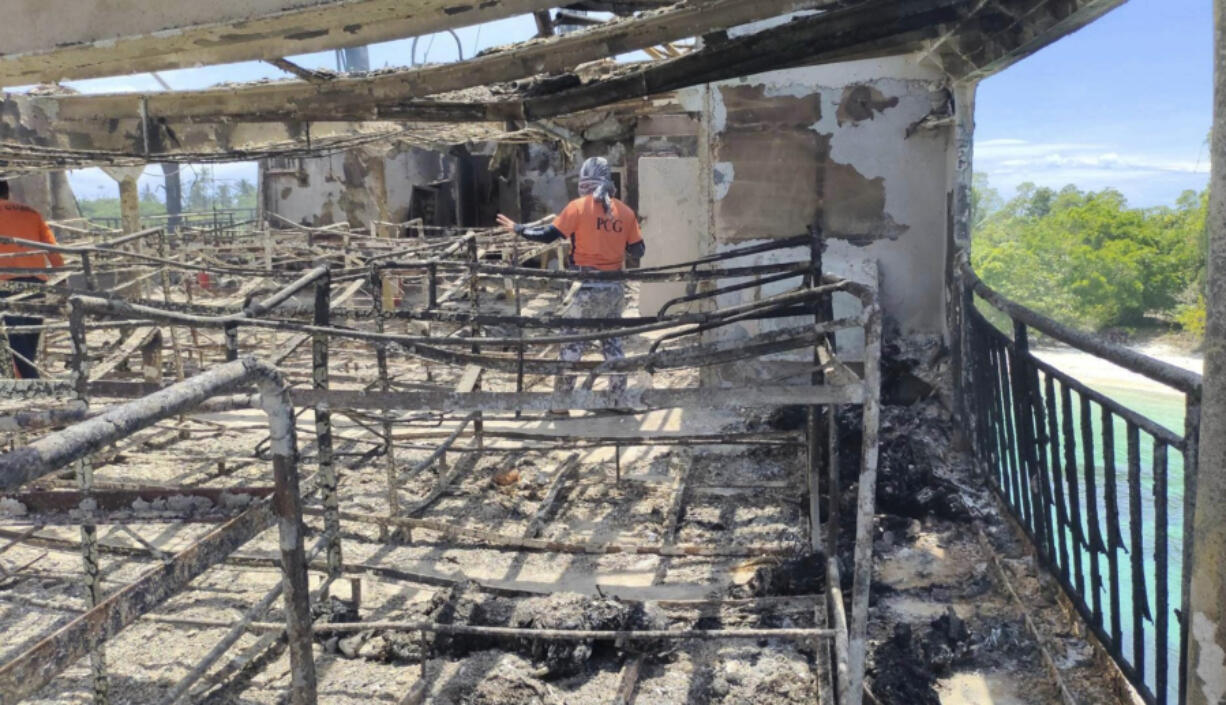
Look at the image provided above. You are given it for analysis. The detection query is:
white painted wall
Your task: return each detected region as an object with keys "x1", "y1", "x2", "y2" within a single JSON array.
[
  {"x1": 673, "y1": 54, "x2": 952, "y2": 341},
  {"x1": 264, "y1": 146, "x2": 453, "y2": 228},
  {"x1": 638, "y1": 157, "x2": 704, "y2": 317}
]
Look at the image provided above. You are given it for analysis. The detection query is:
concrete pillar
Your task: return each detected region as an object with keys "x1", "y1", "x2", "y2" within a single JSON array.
[
  {"x1": 161, "y1": 163, "x2": 181, "y2": 232},
  {"x1": 118, "y1": 178, "x2": 140, "y2": 234},
  {"x1": 100, "y1": 166, "x2": 147, "y2": 293},
  {"x1": 1186, "y1": 2, "x2": 1226, "y2": 704},
  {"x1": 948, "y1": 81, "x2": 977, "y2": 450},
  {"x1": 100, "y1": 166, "x2": 145, "y2": 234},
  {"x1": 48, "y1": 171, "x2": 80, "y2": 221}
]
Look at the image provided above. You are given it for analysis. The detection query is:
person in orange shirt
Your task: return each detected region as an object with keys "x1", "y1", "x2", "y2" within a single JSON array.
[
  {"x1": 0, "y1": 179, "x2": 65, "y2": 378},
  {"x1": 497, "y1": 157, "x2": 645, "y2": 414}
]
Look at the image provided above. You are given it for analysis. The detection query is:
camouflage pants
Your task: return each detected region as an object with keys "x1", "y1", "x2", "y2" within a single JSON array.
[{"x1": 556, "y1": 282, "x2": 626, "y2": 396}]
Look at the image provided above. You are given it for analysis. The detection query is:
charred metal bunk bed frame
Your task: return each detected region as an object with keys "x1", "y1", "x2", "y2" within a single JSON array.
[{"x1": 0, "y1": 226, "x2": 881, "y2": 705}]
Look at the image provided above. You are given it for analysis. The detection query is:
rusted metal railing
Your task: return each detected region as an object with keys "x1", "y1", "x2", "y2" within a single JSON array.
[{"x1": 959, "y1": 260, "x2": 1201, "y2": 705}]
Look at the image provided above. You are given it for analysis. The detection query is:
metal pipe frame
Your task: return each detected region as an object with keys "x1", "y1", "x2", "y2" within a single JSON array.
[
  {"x1": 0, "y1": 357, "x2": 316, "y2": 705},
  {"x1": 0, "y1": 225, "x2": 883, "y2": 705}
]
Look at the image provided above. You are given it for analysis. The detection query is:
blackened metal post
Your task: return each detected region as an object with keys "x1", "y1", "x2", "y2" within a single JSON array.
[
  {"x1": 1126, "y1": 422, "x2": 1148, "y2": 681},
  {"x1": 427, "y1": 262, "x2": 438, "y2": 310},
  {"x1": 69, "y1": 300, "x2": 108, "y2": 705},
  {"x1": 258, "y1": 366, "x2": 318, "y2": 705},
  {"x1": 1080, "y1": 394, "x2": 1105, "y2": 630},
  {"x1": 807, "y1": 225, "x2": 824, "y2": 555},
  {"x1": 1045, "y1": 374, "x2": 1071, "y2": 582},
  {"x1": 80, "y1": 251, "x2": 98, "y2": 291},
  {"x1": 1103, "y1": 406, "x2": 1124, "y2": 659},
  {"x1": 847, "y1": 303, "x2": 881, "y2": 705},
  {"x1": 1154, "y1": 440, "x2": 1170, "y2": 705},
  {"x1": 468, "y1": 238, "x2": 483, "y2": 450},
  {"x1": 1060, "y1": 383, "x2": 1086, "y2": 600},
  {"x1": 1011, "y1": 322, "x2": 1041, "y2": 539},
  {"x1": 512, "y1": 239, "x2": 525, "y2": 417},
  {"x1": 224, "y1": 322, "x2": 239, "y2": 362},
  {"x1": 371, "y1": 267, "x2": 400, "y2": 523},
  {"x1": 157, "y1": 229, "x2": 187, "y2": 382},
  {"x1": 313, "y1": 269, "x2": 341, "y2": 580}
]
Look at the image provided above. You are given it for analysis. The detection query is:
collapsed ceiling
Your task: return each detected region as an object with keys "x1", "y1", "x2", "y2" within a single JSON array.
[{"x1": 0, "y1": 0, "x2": 1124, "y2": 170}]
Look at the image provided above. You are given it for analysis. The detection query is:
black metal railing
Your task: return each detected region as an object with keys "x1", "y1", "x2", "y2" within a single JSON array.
[{"x1": 960, "y1": 261, "x2": 1201, "y2": 705}]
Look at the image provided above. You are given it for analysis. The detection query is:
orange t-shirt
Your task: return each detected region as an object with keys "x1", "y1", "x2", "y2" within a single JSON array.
[
  {"x1": 0, "y1": 199, "x2": 63, "y2": 280},
  {"x1": 552, "y1": 195, "x2": 643, "y2": 271}
]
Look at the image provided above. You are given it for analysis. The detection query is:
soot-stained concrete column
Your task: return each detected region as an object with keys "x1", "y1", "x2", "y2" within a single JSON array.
[{"x1": 1187, "y1": 2, "x2": 1226, "y2": 704}]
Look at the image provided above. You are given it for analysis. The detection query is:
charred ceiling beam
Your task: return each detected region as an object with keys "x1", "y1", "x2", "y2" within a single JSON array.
[
  {"x1": 516, "y1": 0, "x2": 970, "y2": 120},
  {"x1": 0, "y1": 106, "x2": 512, "y2": 169},
  {"x1": 265, "y1": 58, "x2": 337, "y2": 84},
  {"x1": 350, "y1": 0, "x2": 963, "y2": 123},
  {"x1": 0, "y1": 0, "x2": 960, "y2": 164},
  {"x1": 35, "y1": 0, "x2": 965, "y2": 128},
  {"x1": 0, "y1": 0, "x2": 560, "y2": 86},
  {"x1": 934, "y1": 0, "x2": 1127, "y2": 81},
  {"x1": 40, "y1": 0, "x2": 835, "y2": 125},
  {"x1": 562, "y1": 0, "x2": 674, "y2": 14}
]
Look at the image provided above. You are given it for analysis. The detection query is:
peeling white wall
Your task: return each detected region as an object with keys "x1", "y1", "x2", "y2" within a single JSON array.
[
  {"x1": 670, "y1": 54, "x2": 953, "y2": 347},
  {"x1": 264, "y1": 146, "x2": 453, "y2": 228}
]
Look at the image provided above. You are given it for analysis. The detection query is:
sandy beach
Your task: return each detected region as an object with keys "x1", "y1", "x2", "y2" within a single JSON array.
[{"x1": 1033, "y1": 342, "x2": 1202, "y2": 399}]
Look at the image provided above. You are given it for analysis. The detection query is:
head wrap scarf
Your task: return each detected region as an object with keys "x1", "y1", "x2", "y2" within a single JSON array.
[{"x1": 577, "y1": 156, "x2": 616, "y2": 214}]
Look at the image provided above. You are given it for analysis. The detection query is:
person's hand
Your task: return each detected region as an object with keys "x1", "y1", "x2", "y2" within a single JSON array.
[{"x1": 496, "y1": 214, "x2": 518, "y2": 233}]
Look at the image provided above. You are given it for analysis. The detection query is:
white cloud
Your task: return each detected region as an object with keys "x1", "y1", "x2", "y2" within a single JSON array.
[
  {"x1": 977, "y1": 138, "x2": 1104, "y2": 159},
  {"x1": 976, "y1": 138, "x2": 1210, "y2": 205},
  {"x1": 979, "y1": 138, "x2": 1207, "y2": 174}
]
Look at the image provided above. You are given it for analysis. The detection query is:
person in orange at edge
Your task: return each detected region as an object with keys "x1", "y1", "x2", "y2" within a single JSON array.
[
  {"x1": 0, "y1": 179, "x2": 65, "y2": 378},
  {"x1": 496, "y1": 157, "x2": 645, "y2": 416}
]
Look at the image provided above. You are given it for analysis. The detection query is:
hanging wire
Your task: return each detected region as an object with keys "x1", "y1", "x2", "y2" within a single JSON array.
[{"x1": 410, "y1": 30, "x2": 464, "y2": 67}]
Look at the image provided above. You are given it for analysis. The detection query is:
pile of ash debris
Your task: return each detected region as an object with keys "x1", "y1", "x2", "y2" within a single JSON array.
[
  {"x1": 316, "y1": 583, "x2": 669, "y2": 676},
  {"x1": 760, "y1": 330, "x2": 1031, "y2": 705},
  {"x1": 870, "y1": 608, "x2": 1035, "y2": 705}
]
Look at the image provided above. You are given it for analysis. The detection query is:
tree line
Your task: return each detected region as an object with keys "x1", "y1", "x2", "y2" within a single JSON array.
[
  {"x1": 77, "y1": 168, "x2": 257, "y2": 221},
  {"x1": 971, "y1": 176, "x2": 1209, "y2": 340}
]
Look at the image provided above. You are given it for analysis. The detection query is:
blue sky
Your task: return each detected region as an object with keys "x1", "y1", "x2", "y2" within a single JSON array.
[
  {"x1": 976, "y1": 0, "x2": 1212, "y2": 207},
  {"x1": 46, "y1": 0, "x2": 1214, "y2": 209}
]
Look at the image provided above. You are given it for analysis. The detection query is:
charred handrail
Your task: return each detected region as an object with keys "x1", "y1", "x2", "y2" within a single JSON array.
[
  {"x1": 0, "y1": 357, "x2": 317, "y2": 705},
  {"x1": 242, "y1": 266, "x2": 330, "y2": 317},
  {"x1": 377, "y1": 259, "x2": 810, "y2": 282},
  {"x1": 963, "y1": 295, "x2": 1198, "y2": 705},
  {"x1": 97, "y1": 225, "x2": 167, "y2": 248},
  {"x1": 0, "y1": 230, "x2": 158, "y2": 258},
  {"x1": 0, "y1": 233, "x2": 327, "y2": 280},
  {"x1": 70, "y1": 283, "x2": 856, "y2": 350},
  {"x1": 655, "y1": 266, "x2": 807, "y2": 318},
  {"x1": 960, "y1": 258, "x2": 1202, "y2": 396},
  {"x1": 362, "y1": 232, "x2": 810, "y2": 280}
]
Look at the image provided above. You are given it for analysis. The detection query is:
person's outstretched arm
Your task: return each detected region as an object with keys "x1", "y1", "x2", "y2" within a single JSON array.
[{"x1": 496, "y1": 213, "x2": 564, "y2": 243}]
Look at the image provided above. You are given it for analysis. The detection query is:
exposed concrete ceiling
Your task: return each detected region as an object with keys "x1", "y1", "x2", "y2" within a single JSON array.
[
  {"x1": 41, "y1": 0, "x2": 835, "y2": 124},
  {"x1": 0, "y1": 0, "x2": 559, "y2": 86},
  {"x1": 929, "y1": 0, "x2": 1128, "y2": 81},
  {"x1": 0, "y1": 0, "x2": 1128, "y2": 170}
]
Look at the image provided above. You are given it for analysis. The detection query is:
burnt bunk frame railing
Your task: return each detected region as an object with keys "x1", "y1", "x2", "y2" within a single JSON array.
[
  {"x1": 0, "y1": 234, "x2": 881, "y2": 705},
  {"x1": 958, "y1": 259, "x2": 1201, "y2": 705},
  {"x1": 0, "y1": 357, "x2": 317, "y2": 705}
]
